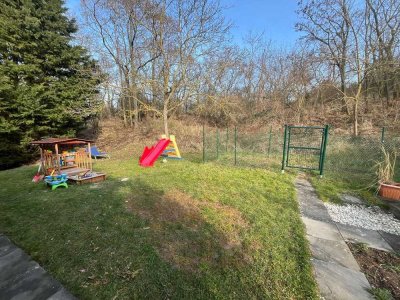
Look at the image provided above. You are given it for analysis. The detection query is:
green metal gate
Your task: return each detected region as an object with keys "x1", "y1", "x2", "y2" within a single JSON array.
[{"x1": 281, "y1": 125, "x2": 329, "y2": 176}]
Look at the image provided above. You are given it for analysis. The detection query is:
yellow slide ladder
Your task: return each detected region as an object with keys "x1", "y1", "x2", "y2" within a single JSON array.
[{"x1": 161, "y1": 134, "x2": 182, "y2": 159}]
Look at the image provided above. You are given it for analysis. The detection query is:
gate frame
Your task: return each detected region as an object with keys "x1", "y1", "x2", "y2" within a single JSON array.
[{"x1": 281, "y1": 125, "x2": 329, "y2": 177}]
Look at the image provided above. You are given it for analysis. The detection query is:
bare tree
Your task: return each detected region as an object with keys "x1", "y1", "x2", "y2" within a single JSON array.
[
  {"x1": 75, "y1": 0, "x2": 400, "y2": 134},
  {"x1": 81, "y1": 0, "x2": 229, "y2": 135},
  {"x1": 365, "y1": 0, "x2": 400, "y2": 107},
  {"x1": 81, "y1": 0, "x2": 160, "y2": 127},
  {"x1": 296, "y1": 0, "x2": 352, "y2": 114},
  {"x1": 149, "y1": 0, "x2": 229, "y2": 135}
]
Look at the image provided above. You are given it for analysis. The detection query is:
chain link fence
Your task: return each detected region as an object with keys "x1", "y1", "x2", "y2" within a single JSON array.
[
  {"x1": 198, "y1": 125, "x2": 400, "y2": 180},
  {"x1": 202, "y1": 125, "x2": 284, "y2": 168},
  {"x1": 325, "y1": 130, "x2": 400, "y2": 180}
]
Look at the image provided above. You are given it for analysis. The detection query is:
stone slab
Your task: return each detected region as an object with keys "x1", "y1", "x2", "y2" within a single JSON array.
[
  {"x1": 302, "y1": 217, "x2": 342, "y2": 242},
  {"x1": 0, "y1": 234, "x2": 10, "y2": 247},
  {"x1": 340, "y1": 194, "x2": 364, "y2": 205},
  {"x1": 0, "y1": 235, "x2": 76, "y2": 300},
  {"x1": 0, "y1": 236, "x2": 18, "y2": 258},
  {"x1": 0, "y1": 265, "x2": 61, "y2": 300},
  {"x1": 378, "y1": 231, "x2": 400, "y2": 252},
  {"x1": 0, "y1": 248, "x2": 38, "y2": 283},
  {"x1": 47, "y1": 288, "x2": 76, "y2": 300},
  {"x1": 382, "y1": 200, "x2": 400, "y2": 220},
  {"x1": 336, "y1": 223, "x2": 393, "y2": 252},
  {"x1": 312, "y1": 259, "x2": 372, "y2": 300},
  {"x1": 307, "y1": 235, "x2": 360, "y2": 271},
  {"x1": 296, "y1": 178, "x2": 332, "y2": 222}
]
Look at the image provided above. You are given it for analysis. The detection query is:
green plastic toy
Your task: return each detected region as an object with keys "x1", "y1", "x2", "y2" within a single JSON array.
[{"x1": 44, "y1": 174, "x2": 68, "y2": 190}]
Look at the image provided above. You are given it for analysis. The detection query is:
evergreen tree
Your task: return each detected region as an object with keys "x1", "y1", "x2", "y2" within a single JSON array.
[{"x1": 0, "y1": 0, "x2": 101, "y2": 169}]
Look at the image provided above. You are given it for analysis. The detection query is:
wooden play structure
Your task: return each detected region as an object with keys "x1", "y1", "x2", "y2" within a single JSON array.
[{"x1": 30, "y1": 138, "x2": 106, "y2": 184}]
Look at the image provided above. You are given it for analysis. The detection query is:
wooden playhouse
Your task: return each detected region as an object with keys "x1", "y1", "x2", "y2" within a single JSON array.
[{"x1": 30, "y1": 137, "x2": 106, "y2": 184}]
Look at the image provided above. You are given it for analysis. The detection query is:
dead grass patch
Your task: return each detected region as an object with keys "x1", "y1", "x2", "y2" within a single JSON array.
[
  {"x1": 125, "y1": 189, "x2": 250, "y2": 272},
  {"x1": 96, "y1": 117, "x2": 205, "y2": 157}
]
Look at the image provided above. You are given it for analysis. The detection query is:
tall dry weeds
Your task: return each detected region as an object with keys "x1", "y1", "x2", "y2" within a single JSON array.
[{"x1": 375, "y1": 146, "x2": 397, "y2": 183}]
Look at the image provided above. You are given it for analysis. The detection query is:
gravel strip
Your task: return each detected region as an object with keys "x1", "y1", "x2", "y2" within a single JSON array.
[{"x1": 325, "y1": 203, "x2": 400, "y2": 236}]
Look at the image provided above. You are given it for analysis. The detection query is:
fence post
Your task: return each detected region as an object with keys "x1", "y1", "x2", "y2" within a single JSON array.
[
  {"x1": 285, "y1": 125, "x2": 292, "y2": 166},
  {"x1": 226, "y1": 127, "x2": 229, "y2": 153},
  {"x1": 216, "y1": 128, "x2": 219, "y2": 159},
  {"x1": 319, "y1": 125, "x2": 329, "y2": 177},
  {"x1": 381, "y1": 127, "x2": 385, "y2": 143},
  {"x1": 234, "y1": 126, "x2": 237, "y2": 166},
  {"x1": 202, "y1": 124, "x2": 205, "y2": 163},
  {"x1": 267, "y1": 126, "x2": 272, "y2": 157},
  {"x1": 281, "y1": 125, "x2": 288, "y2": 173}
]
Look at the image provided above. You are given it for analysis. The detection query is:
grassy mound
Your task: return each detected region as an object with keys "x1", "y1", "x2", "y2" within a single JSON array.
[{"x1": 0, "y1": 158, "x2": 317, "y2": 299}]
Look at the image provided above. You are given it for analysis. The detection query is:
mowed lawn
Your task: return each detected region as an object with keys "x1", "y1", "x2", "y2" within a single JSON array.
[{"x1": 0, "y1": 157, "x2": 317, "y2": 299}]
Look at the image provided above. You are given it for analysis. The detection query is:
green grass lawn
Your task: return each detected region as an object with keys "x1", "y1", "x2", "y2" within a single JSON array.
[
  {"x1": 309, "y1": 170, "x2": 383, "y2": 206},
  {"x1": 0, "y1": 157, "x2": 318, "y2": 299},
  {"x1": 209, "y1": 151, "x2": 383, "y2": 207},
  {"x1": 308, "y1": 157, "x2": 397, "y2": 206},
  {"x1": 308, "y1": 136, "x2": 400, "y2": 206}
]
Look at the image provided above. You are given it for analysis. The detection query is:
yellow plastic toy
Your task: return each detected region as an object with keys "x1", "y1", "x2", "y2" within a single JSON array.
[{"x1": 161, "y1": 134, "x2": 182, "y2": 159}]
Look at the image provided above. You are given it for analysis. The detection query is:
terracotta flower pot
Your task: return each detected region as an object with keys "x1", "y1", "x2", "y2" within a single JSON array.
[{"x1": 379, "y1": 182, "x2": 400, "y2": 201}]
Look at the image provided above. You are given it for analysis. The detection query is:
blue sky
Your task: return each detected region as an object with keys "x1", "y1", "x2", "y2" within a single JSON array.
[
  {"x1": 220, "y1": 0, "x2": 300, "y2": 46},
  {"x1": 66, "y1": 0, "x2": 300, "y2": 47}
]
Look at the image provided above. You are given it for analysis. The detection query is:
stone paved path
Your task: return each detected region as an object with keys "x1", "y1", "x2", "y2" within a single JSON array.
[
  {"x1": 0, "y1": 234, "x2": 75, "y2": 300},
  {"x1": 297, "y1": 177, "x2": 400, "y2": 299},
  {"x1": 296, "y1": 178, "x2": 373, "y2": 300}
]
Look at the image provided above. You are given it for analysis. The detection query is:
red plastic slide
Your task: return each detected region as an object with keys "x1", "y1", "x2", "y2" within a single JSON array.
[{"x1": 139, "y1": 139, "x2": 170, "y2": 167}]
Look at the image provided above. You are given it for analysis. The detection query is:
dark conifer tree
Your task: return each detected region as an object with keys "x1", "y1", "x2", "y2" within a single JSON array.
[{"x1": 0, "y1": 0, "x2": 101, "y2": 168}]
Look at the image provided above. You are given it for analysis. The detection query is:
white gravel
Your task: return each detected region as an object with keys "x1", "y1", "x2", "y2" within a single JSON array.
[{"x1": 325, "y1": 203, "x2": 400, "y2": 236}]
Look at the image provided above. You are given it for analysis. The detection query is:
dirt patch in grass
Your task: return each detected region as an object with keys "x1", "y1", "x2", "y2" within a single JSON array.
[
  {"x1": 347, "y1": 242, "x2": 400, "y2": 299},
  {"x1": 126, "y1": 189, "x2": 250, "y2": 272}
]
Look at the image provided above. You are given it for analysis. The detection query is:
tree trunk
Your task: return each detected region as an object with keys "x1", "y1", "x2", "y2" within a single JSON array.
[
  {"x1": 129, "y1": 81, "x2": 138, "y2": 128},
  {"x1": 297, "y1": 95, "x2": 304, "y2": 123},
  {"x1": 118, "y1": 67, "x2": 127, "y2": 127},
  {"x1": 353, "y1": 100, "x2": 358, "y2": 136},
  {"x1": 163, "y1": 100, "x2": 169, "y2": 137},
  {"x1": 128, "y1": 18, "x2": 139, "y2": 128},
  {"x1": 384, "y1": 74, "x2": 390, "y2": 108},
  {"x1": 132, "y1": 89, "x2": 138, "y2": 127},
  {"x1": 364, "y1": 78, "x2": 369, "y2": 113},
  {"x1": 162, "y1": 52, "x2": 170, "y2": 136},
  {"x1": 129, "y1": 97, "x2": 133, "y2": 127},
  {"x1": 151, "y1": 58, "x2": 157, "y2": 110},
  {"x1": 339, "y1": 66, "x2": 350, "y2": 115}
]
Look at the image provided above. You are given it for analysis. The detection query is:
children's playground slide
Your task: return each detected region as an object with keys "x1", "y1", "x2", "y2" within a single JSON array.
[{"x1": 139, "y1": 139, "x2": 170, "y2": 167}]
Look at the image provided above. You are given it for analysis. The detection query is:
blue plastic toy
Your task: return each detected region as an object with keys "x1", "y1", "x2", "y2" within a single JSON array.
[{"x1": 44, "y1": 174, "x2": 68, "y2": 190}]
